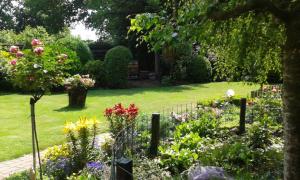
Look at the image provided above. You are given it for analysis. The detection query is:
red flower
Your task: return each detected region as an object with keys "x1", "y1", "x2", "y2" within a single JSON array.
[
  {"x1": 105, "y1": 108, "x2": 113, "y2": 117},
  {"x1": 126, "y1": 104, "x2": 139, "y2": 120},
  {"x1": 113, "y1": 103, "x2": 126, "y2": 116}
]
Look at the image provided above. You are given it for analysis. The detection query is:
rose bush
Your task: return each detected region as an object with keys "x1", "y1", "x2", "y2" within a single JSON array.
[{"x1": 3, "y1": 39, "x2": 67, "y2": 93}]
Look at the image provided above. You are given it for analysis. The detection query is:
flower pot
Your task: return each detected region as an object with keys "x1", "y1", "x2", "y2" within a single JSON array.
[{"x1": 68, "y1": 87, "x2": 88, "y2": 108}]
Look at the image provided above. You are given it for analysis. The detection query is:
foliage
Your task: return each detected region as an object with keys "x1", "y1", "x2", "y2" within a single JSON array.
[
  {"x1": 43, "y1": 117, "x2": 101, "y2": 178},
  {"x1": 81, "y1": 60, "x2": 107, "y2": 87},
  {"x1": 16, "y1": 0, "x2": 87, "y2": 34},
  {"x1": 86, "y1": 0, "x2": 160, "y2": 43},
  {"x1": 56, "y1": 36, "x2": 93, "y2": 65},
  {"x1": 64, "y1": 74, "x2": 95, "y2": 90},
  {"x1": 104, "y1": 103, "x2": 139, "y2": 137},
  {"x1": 129, "y1": 1, "x2": 285, "y2": 84},
  {"x1": 1, "y1": 39, "x2": 66, "y2": 93},
  {"x1": 174, "y1": 113, "x2": 219, "y2": 139},
  {"x1": 133, "y1": 157, "x2": 171, "y2": 179},
  {"x1": 186, "y1": 56, "x2": 212, "y2": 83},
  {"x1": 104, "y1": 46, "x2": 133, "y2": 88}
]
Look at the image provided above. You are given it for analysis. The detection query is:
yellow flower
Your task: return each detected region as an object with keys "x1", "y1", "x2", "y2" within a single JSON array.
[
  {"x1": 64, "y1": 122, "x2": 76, "y2": 134},
  {"x1": 75, "y1": 117, "x2": 89, "y2": 131},
  {"x1": 88, "y1": 117, "x2": 100, "y2": 126}
]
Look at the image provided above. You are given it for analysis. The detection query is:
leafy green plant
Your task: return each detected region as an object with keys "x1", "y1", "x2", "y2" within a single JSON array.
[
  {"x1": 175, "y1": 113, "x2": 219, "y2": 139},
  {"x1": 56, "y1": 36, "x2": 93, "y2": 65},
  {"x1": 186, "y1": 56, "x2": 212, "y2": 83},
  {"x1": 104, "y1": 46, "x2": 132, "y2": 88},
  {"x1": 81, "y1": 60, "x2": 107, "y2": 87}
]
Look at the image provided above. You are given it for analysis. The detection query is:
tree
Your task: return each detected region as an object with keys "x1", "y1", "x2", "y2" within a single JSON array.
[
  {"x1": 13, "y1": 0, "x2": 87, "y2": 34},
  {"x1": 0, "y1": 0, "x2": 15, "y2": 30},
  {"x1": 130, "y1": 0, "x2": 300, "y2": 179},
  {"x1": 86, "y1": 0, "x2": 160, "y2": 44}
]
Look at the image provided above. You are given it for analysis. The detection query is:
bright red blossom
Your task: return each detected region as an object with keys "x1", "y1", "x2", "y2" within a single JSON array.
[{"x1": 105, "y1": 108, "x2": 113, "y2": 117}]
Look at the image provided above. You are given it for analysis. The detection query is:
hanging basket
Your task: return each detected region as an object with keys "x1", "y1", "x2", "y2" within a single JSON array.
[{"x1": 68, "y1": 87, "x2": 88, "y2": 108}]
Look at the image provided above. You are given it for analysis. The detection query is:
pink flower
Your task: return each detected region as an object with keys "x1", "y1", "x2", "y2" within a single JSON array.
[
  {"x1": 10, "y1": 59, "x2": 17, "y2": 66},
  {"x1": 34, "y1": 47, "x2": 44, "y2": 55},
  {"x1": 16, "y1": 51, "x2": 24, "y2": 58},
  {"x1": 31, "y1": 39, "x2": 42, "y2": 46},
  {"x1": 9, "y1": 46, "x2": 19, "y2": 54}
]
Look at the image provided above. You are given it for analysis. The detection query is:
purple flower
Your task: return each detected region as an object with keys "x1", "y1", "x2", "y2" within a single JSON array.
[{"x1": 86, "y1": 161, "x2": 103, "y2": 171}]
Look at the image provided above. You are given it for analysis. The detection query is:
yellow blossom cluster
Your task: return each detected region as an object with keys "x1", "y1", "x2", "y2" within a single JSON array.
[
  {"x1": 64, "y1": 117, "x2": 100, "y2": 134},
  {"x1": 43, "y1": 144, "x2": 70, "y2": 161}
]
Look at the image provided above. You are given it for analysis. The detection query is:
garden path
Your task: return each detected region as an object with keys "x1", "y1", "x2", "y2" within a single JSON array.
[{"x1": 0, "y1": 133, "x2": 110, "y2": 179}]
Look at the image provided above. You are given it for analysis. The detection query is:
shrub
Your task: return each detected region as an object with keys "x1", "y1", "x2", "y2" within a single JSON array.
[
  {"x1": 56, "y1": 36, "x2": 93, "y2": 65},
  {"x1": 82, "y1": 60, "x2": 107, "y2": 87},
  {"x1": 104, "y1": 46, "x2": 132, "y2": 88},
  {"x1": 186, "y1": 56, "x2": 212, "y2": 83}
]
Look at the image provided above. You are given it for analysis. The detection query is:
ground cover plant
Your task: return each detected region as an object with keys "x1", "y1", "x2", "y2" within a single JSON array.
[{"x1": 0, "y1": 82, "x2": 257, "y2": 161}]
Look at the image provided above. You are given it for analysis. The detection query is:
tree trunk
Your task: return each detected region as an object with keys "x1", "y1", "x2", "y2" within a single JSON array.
[{"x1": 283, "y1": 17, "x2": 300, "y2": 180}]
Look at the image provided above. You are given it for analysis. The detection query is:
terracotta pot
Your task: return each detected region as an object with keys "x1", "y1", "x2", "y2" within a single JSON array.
[{"x1": 68, "y1": 87, "x2": 88, "y2": 108}]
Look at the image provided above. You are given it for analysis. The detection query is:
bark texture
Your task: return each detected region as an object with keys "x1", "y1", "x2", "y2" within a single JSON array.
[{"x1": 283, "y1": 15, "x2": 300, "y2": 179}]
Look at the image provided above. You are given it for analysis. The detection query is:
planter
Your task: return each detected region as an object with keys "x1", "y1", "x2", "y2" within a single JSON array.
[{"x1": 68, "y1": 87, "x2": 88, "y2": 108}]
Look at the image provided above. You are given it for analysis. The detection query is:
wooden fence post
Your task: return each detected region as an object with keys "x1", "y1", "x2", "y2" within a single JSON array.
[
  {"x1": 150, "y1": 113, "x2": 160, "y2": 157},
  {"x1": 239, "y1": 98, "x2": 247, "y2": 134}
]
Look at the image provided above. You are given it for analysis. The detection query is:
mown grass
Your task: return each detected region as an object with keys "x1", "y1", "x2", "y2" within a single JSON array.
[{"x1": 0, "y1": 82, "x2": 258, "y2": 161}]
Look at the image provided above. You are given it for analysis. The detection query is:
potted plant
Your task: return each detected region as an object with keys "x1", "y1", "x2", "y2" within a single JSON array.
[{"x1": 64, "y1": 74, "x2": 95, "y2": 108}]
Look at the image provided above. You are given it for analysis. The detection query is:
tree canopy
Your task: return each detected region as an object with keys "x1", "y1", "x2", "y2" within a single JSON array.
[{"x1": 130, "y1": 1, "x2": 300, "y2": 179}]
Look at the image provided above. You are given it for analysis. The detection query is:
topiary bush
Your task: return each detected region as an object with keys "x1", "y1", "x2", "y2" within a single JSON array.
[
  {"x1": 56, "y1": 36, "x2": 93, "y2": 65},
  {"x1": 186, "y1": 56, "x2": 212, "y2": 83},
  {"x1": 104, "y1": 46, "x2": 133, "y2": 88},
  {"x1": 82, "y1": 60, "x2": 107, "y2": 87}
]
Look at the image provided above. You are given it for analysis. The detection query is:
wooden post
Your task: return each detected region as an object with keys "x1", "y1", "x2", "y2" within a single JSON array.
[
  {"x1": 154, "y1": 53, "x2": 161, "y2": 80},
  {"x1": 150, "y1": 113, "x2": 160, "y2": 157},
  {"x1": 30, "y1": 98, "x2": 36, "y2": 180},
  {"x1": 116, "y1": 157, "x2": 133, "y2": 180},
  {"x1": 239, "y1": 98, "x2": 247, "y2": 134}
]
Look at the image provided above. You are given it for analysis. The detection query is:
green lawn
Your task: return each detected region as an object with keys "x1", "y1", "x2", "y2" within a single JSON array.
[{"x1": 0, "y1": 82, "x2": 258, "y2": 161}]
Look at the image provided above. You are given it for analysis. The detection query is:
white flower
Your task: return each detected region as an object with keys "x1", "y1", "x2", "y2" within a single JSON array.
[
  {"x1": 43, "y1": 70, "x2": 48, "y2": 73},
  {"x1": 33, "y1": 64, "x2": 40, "y2": 68},
  {"x1": 172, "y1": 32, "x2": 178, "y2": 38},
  {"x1": 226, "y1": 89, "x2": 235, "y2": 98}
]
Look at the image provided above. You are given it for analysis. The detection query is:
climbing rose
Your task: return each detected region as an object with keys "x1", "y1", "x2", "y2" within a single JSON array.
[
  {"x1": 34, "y1": 47, "x2": 44, "y2": 55},
  {"x1": 16, "y1": 51, "x2": 24, "y2": 58},
  {"x1": 9, "y1": 46, "x2": 19, "y2": 54},
  {"x1": 10, "y1": 59, "x2": 17, "y2": 66},
  {"x1": 31, "y1": 39, "x2": 42, "y2": 46}
]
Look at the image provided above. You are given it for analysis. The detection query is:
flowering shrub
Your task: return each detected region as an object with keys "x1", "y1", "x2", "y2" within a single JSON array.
[
  {"x1": 105, "y1": 103, "x2": 139, "y2": 137},
  {"x1": 2, "y1": 39, "x2": 67, "y2": 93},
  {"x1": 43, "y1": 117, "x2": 101, "y2": 179},
  {"x1": 64, "y1": 74, "x2": 95, "y2": 90}
]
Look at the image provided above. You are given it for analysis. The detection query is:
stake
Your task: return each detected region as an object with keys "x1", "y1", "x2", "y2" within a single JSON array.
[{"x1": 30, "y1": 98, "x2": 36, "y2": 180}]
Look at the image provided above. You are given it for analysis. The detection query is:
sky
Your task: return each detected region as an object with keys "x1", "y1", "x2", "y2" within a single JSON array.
[{"x1": 70, "y1": 22, "x2": 98, "y2": 41}]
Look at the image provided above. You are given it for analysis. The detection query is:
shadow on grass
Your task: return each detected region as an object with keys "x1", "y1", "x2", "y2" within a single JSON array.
[
  {"x1": 87, "y1": 83, "x2": 208, "y2": 97},
  {"x1": 54, "y1": 106, "x2": 87, "y2": 112}
]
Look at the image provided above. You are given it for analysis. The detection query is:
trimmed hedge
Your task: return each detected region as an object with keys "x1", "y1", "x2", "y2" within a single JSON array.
[
  {"x1": 186, "y1": 56, "x2": 212, "y2": 83},
  {"x1": 104, "y1": 46, "x2": 133, "y2": 88},
  {"x1": 56, "y1": 36, "x2": 93, "y2": 65},
  {"x1": 82, "y1": 60, "x2": 107, "y2": 87}
]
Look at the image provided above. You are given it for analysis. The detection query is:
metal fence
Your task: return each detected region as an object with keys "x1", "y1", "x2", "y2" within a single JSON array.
[{"x1": 110, "y1": 85, "x2": 284, "y2": 179}]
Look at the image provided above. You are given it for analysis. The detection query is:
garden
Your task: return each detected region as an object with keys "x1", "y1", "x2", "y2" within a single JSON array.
[{"x1": 1, "y1": 0, "x2": 300, "y2": 180}]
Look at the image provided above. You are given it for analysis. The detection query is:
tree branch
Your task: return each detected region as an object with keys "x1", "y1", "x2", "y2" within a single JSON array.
[{"x1": 206, "y1": 0, "x2": 290, "y2": 22}]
